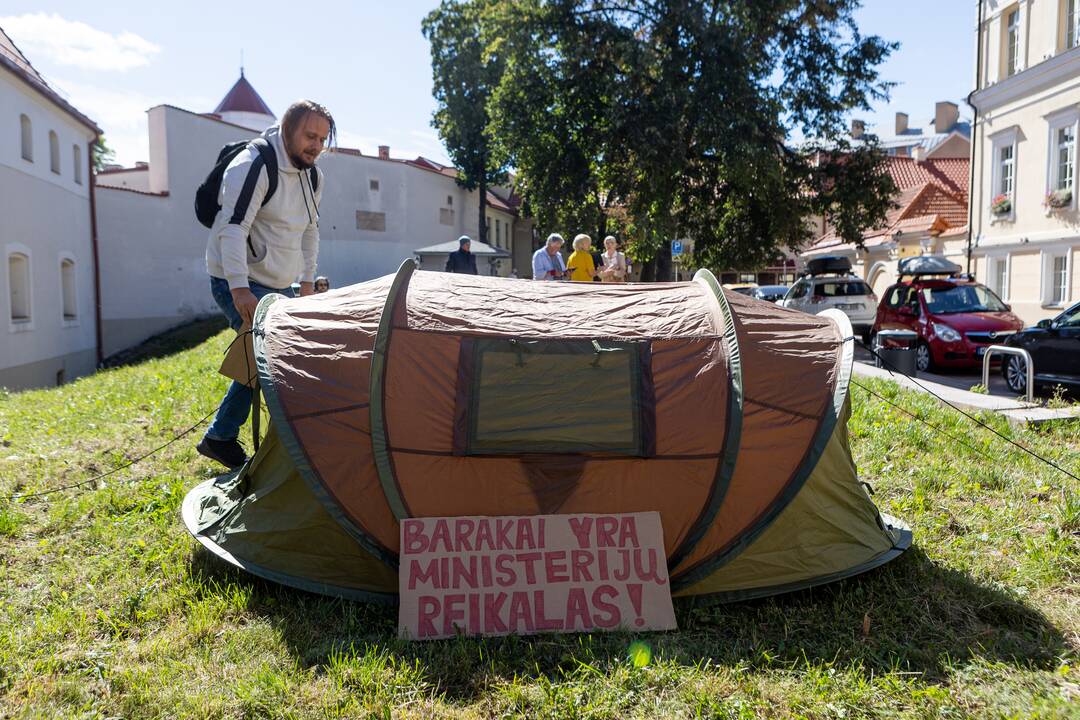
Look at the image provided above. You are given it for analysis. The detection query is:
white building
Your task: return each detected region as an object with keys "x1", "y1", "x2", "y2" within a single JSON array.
[
  {"x1": 969, "y1": 0, "x2": 1080, "y2": 323},
  {"x1": 1, "y1": 28, "x2": 101, "y2": 390},
  {"x1": 95, "y1": 73, "x2": 527, "y2": 357}
]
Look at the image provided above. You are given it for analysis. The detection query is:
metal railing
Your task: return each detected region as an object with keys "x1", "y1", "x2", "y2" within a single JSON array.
[{"x1": 982, "y1": 345, "x2": 1034, "y2": 403}]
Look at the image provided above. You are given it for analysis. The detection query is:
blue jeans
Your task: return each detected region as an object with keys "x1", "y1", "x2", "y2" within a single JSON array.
[{"x1": 205, "y1": 276, "x2": 292, "y2": 441}]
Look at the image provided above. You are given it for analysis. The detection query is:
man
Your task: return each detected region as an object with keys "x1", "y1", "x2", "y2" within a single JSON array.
[
  {"x1": 198, "y1": 100, "x2": 335, "y2": 469},
  {"x1": 532, "y1": 233, "x2": 568, "y2": 280},
  {"x1": 445, "y1": 235, "x2": 478, "y2": 274}
]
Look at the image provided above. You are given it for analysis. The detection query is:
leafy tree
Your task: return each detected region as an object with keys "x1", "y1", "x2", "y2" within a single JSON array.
[
  {"x1": 487, "y1": 0, "x2": 898, "y2": 271},
  {"x1": 91, "y1": 136, "x2": 115, "y2": 173},
  {"x1": 423, "y1": 0, "x2": 510, "y2": 246}
]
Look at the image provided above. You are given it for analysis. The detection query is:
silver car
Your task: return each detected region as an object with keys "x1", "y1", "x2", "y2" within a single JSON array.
[{"x1": 780, "y1": 276, "x2": 878, "y2": 342}]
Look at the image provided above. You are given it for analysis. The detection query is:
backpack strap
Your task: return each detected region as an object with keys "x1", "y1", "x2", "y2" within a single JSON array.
[{"x1": 249, "y1": 137, "x2": 278, "y2": 206}]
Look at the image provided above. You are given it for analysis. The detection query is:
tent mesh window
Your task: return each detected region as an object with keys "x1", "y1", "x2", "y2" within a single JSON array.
[{"x1": 454, "y1": 337, "x2": 654, "y2": 456}]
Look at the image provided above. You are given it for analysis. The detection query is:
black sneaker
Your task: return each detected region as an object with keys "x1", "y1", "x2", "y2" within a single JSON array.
[{"x1": 196, "y1": 437, "x2": 247, "y2": 470}]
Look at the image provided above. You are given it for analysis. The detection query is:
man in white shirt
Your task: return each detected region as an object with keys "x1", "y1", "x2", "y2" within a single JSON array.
[{"x1": 531, "y1": 233, "x2": 568, "y2": 280}]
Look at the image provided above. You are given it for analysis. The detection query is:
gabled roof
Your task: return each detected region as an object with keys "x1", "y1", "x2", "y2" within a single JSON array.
[
  {"x1": 0, "y1": 25, "x2": 101, "y2": 134},
  {"x1": 214, "y1": 70, "x2": 274, "y2": 117}
]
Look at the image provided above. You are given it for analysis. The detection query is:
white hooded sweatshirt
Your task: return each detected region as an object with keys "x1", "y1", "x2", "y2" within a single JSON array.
[{"x1": 205, "y1": 124, "x2": 323, "y2": 291}]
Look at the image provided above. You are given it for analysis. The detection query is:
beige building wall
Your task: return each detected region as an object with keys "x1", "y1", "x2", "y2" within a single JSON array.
[{"x1": 970, "y1": 0, "x2": 1080, "y2": 325}]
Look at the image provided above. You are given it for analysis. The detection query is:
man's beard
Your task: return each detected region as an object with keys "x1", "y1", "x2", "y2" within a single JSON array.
[{"x1": 289, "y1": 151, "x2": 315, "y2": 170}]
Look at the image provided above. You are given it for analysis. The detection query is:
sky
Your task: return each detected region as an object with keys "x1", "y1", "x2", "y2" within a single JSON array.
[{"x1": 1, "y1": 1, "x2": 977, "y2": 168}]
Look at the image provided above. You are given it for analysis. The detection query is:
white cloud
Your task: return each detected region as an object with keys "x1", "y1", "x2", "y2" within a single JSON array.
[{"x1": 0, "y1": 13, "x2": 160, "y2": 71}]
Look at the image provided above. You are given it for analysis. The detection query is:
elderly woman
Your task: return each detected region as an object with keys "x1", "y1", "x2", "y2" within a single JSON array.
[
  {"x1": 566, "y1": 234, "x2": 598, "y2": 282},
  {"x1": 596, "y1": 236, "x2": 627, "y2": 282},
  {"x1": 531, "y1": 233, "x2": 569, "y2": 280}
]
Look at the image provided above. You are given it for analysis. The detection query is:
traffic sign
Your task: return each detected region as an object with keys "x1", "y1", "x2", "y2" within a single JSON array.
[{"x1": 671, "y1": 240, "x2": 683, "y2": 257}]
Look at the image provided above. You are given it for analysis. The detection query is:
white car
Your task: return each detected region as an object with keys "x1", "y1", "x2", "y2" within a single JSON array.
[{"x1": 780, "y1": 275, "x2": 878, "y2": 342}]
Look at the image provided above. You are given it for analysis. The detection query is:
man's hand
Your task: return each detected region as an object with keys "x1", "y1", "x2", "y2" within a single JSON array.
[
  {"x1": 231, "y1": 287, "x2": 259, "y2": 327},
  {"x1": 299, "y1": 281, "x2": 315, "y2": 297}
]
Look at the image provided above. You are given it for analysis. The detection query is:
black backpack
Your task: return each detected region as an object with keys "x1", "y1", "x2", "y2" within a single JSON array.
[{"x1": 194, "y1": 137, "x2": 319, "y2": 228}]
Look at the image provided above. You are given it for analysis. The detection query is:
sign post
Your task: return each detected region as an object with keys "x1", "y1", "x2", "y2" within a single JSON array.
[
  {"x1": 670, "y1": 240, "x2": 683, "y2": 281},
  {"x1": 399, "y1": 512, "x2": 677, "y2": 640}
]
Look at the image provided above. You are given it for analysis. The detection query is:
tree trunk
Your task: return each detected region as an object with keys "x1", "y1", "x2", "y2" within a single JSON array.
[
  {"x1": 639, "y1": 257, "x2": 656, "y2": 283},
  {"x1": 478, "y1": 175, "x2": 488, "y2": 246},
  {"x1": 656, "y1": 241, "x2": 673, "y2": 282}
]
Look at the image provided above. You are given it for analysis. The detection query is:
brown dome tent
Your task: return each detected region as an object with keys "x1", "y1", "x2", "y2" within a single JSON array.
[{"x1": 183, "y1": 262, "x2": 910, "y2": 603}]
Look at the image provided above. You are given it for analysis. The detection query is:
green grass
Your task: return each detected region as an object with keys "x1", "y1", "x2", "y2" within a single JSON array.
[{"x1": 1, "y1": 326, "x2": 1078, "y2": 719}]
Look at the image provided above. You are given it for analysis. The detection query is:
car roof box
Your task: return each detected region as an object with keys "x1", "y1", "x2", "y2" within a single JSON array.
[
  {"x1": 898, "y1": 255, "x2": 962, "y2": 277},
  {"x1": 806, "y1": 256, "x2": 852, "y2": 276}
]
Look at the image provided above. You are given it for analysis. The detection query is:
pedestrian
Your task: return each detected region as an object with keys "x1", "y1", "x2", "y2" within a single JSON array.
[
  {"x1": 597, "y1": 235, "x2": 627, "y2": 282},
  {"x1": 314, "y1": 276, "x2": 330, "y2": 293},
  {"x1": 199, "y1": 99, "x2": 334, "y2": 470},
  {"x1": 532, "y1": 233, "x2": 568, "y2": 280},
  {"x1": 445, "y1": 235, "x2": 479, "y2": 274},
  {"x1": 567, "y1": 234, "x2": 597, "y2": 282}
]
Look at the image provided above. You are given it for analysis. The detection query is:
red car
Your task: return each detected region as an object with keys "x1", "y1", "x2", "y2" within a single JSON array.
[{"x1": 873, "y1": 269, "x2": 1024, "y2": 373}]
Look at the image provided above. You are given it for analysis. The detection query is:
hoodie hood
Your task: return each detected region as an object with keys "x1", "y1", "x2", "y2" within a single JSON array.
[{"x1": 263, "y1": 124, "x2": 304, "y2": 174}]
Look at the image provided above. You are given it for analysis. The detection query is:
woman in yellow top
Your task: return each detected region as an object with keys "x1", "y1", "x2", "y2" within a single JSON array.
[{"x1": 566, "y1": 234, "x2": 597, "y2": 282}]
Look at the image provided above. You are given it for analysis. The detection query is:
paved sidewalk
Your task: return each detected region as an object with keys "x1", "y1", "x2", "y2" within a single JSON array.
[{"x1": 851, "y1": 361, "x2": 1080, "y2": 426}]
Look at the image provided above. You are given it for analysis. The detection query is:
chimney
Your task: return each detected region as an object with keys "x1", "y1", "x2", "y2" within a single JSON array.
[
  {"x1": 378, "y1": 145, "x2": 390, "y2": 160},
  {"x1": 912, "y1": 145, "x2": 927, "y2": 163},
  {"x1": 851, "y1": 119, "x2": 865, "y2": 139},
  {"x1": 934, "y1": 101, "x2": 959, "y2": 134},
  {"x1": 895, "y1": 112, "x2": 909, "y2": 135}
]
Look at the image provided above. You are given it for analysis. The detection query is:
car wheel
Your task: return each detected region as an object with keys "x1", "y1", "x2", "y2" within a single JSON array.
[
  {"x1": 860, "y1": 329, "x2": 872, "y2": 346},
  {"x1": 915, "y1": 342, "x2": 932, "y2": 373},
  {"x1": 1002, "y1": 354, "x2": 1028, "y2": 394}
]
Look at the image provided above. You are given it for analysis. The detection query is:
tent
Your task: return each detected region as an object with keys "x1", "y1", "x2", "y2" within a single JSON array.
[{"x1": 183, "y1": 263, "x2": 910, "y2": 604}]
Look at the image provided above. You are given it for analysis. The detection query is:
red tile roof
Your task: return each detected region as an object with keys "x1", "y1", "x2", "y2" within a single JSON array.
[
  {"x1": 214, "y1": 72, "x2": 274, "y2": 117},
  {"x1": 806, "y1": 156, "x2": 969, "y2": 254}
]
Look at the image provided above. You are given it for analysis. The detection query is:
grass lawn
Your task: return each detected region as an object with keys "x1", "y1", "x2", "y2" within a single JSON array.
[{"x1": 1, "y1": 323, "x2": 1077, "y2": 719}]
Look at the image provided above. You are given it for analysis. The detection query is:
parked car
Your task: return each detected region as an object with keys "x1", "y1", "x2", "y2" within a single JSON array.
[
  {"x1": 1000, "y1": 301, "x2": 1080, "y2": 394},
  {"x1": 872, "y1": 257, "x2": 1024, "y2": 372},
  {"x1": 781, "y1": 275, "x2": 878, "y2": 342},
  {"x1": 752, "y1": 285, "x2": 790, "y2": 303}
]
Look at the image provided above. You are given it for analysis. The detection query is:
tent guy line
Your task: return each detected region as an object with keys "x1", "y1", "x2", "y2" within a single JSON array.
[{"x1": 858, "y1": 340, "x2": 1079, "y2": 482}]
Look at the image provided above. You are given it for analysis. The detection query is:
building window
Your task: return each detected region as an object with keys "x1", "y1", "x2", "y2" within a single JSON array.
[
  {"x1": 73, "y1": 145, "x2": 82, "y2": 185},
  {"x1": 369, "y1": 179, "x2": 379, "y2": 191},
  {"x1": 989, "y1": 256, "x2": 1009, "y2": 300},
  {"x1": 60, "y1": 257, "x2": 77, "y2": 320},
  {"x1": 1044, "y1": 252, "x2": 1070, "y2": 306},
  {"x1": 1069, "y1": 0, "x2": 1080, "y2": 49},
  {"x1": 998, "y1": 143, "x2": 1016, "y2": 199},
  {"x1": 496, "y1": 219, "x2": 501, "y2": 247},
  {"x1": 447, "y1": 195, "x2": 453, "y2": 206},
  {"x1": 1006, "y1": 8, "x2": 1020, "y2": 77},
  {"x1": 1055, "y1": 125, "x2": 1075, "y2": 191},
  {"x1": 8, "y1": 253, "x2": 31, "y2": 322},
  {"x1": 738, "y1": 273, "x2": 756, "y2": 283},
  {"x1": 49, "y1": 131, "x2": 60, "y2": 174},
  {"x1": 20, "y1": 114, "x2": 32, "y2": 162}
]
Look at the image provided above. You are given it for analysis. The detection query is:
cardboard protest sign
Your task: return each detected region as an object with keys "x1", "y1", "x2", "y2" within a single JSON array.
[{"x1": 399, "y1": 512, "x2": 677, "y2": 640}]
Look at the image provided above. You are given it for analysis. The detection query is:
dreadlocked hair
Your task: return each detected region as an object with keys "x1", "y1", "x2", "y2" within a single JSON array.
[{"x1": 281, "y1": 100, "x2": 337, "y2": 150}]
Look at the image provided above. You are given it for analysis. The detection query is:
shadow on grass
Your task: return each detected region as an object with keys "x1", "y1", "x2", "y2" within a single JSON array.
[
  {"x1": 186, "y1": 542, "x2": 1069, "y2": 700},
  {"x1": 103, "y1": 316, "x2": 228, "y2": 368}
]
